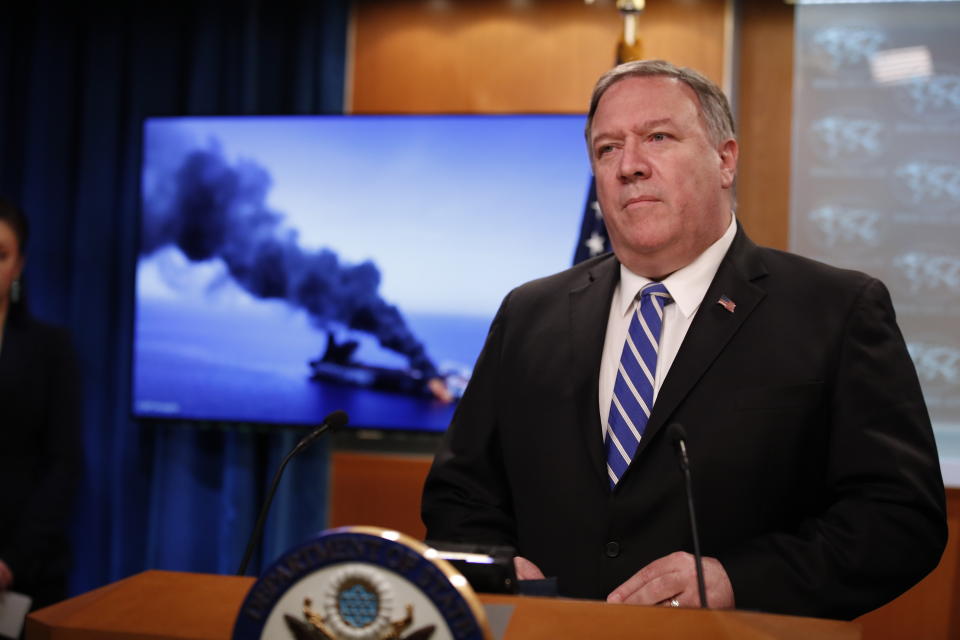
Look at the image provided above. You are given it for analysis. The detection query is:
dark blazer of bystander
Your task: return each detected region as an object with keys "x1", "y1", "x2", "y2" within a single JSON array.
[{"x1": 0, "y1": 310, "x2": 83, "y2": 610}]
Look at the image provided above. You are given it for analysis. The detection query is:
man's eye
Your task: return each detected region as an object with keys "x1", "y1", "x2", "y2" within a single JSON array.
[
  {"x1": 651, "y1": 133, "x2": 669, "y2": 142},
  {"x1": 597, "y1": 144, "x2": 615, "y2": 157}
]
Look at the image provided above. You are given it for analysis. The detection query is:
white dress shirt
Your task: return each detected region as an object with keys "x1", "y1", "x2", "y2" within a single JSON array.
[{"x1": 598, "y1": 216, "x2": 738, "y2": 438}]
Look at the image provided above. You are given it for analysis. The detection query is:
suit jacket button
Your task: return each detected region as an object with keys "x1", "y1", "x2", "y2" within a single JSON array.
[{"x1": 605, "y1": 541, "x2": 620, "y2": 558}]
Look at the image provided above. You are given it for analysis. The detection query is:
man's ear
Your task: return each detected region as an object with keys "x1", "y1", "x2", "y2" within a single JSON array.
[{"x1": 718, "y1": 138, "x2": 738, "y2": 189}]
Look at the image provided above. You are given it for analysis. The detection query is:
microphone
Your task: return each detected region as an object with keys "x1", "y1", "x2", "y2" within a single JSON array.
[
  {"x1": 237, "y1": 410, "x2": 349, "y2": 576},
  {"x1": 666, "y1": 422, "x2": 708, "y2": 608}
]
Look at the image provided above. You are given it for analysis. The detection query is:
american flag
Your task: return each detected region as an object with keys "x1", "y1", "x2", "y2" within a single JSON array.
[
  {"x1": 572, "y1": 180, "x2": 611, "y2": 264},
  {"x1": 717, "y1": 295, "x2": 736, "y2": 313}
]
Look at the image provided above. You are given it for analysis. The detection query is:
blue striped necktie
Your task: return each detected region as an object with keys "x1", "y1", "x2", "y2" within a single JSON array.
[{"x1": 605, "y1": 282, "x2": 672, "y2": 487}]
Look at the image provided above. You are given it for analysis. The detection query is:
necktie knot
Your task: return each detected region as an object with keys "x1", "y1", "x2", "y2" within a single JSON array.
[{"x1": 640, "y1": 281, "x2": 671, "y2": 305}]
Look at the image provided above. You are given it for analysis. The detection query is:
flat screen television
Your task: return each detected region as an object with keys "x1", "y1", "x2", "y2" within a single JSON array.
[{"x1": 133, "y1": 114, "x2": 590, "y2": 431}]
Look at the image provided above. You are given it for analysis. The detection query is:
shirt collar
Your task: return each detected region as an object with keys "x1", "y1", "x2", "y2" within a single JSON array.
[{"x1": 616, "y1": 214, "x2": 738, "y2": 318}]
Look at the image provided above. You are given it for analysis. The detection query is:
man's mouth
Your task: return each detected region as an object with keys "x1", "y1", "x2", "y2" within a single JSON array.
[{"x1": 624, "y1": 196, "x2": 660, "y2": 207}]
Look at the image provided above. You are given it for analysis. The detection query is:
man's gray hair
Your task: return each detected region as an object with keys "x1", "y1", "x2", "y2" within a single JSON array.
[{"x1": 585, "y1": 59, "x2": 735, "y2": 147}]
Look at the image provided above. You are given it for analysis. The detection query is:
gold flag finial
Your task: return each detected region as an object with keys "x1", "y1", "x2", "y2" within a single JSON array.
[{"x1": 616, "y1": 0, "x2": 645, "y2": 64}]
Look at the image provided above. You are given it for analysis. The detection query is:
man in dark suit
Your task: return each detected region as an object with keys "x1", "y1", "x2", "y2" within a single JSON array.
[{"x1": 420, "y1": 60, "x2": 946, "y2": 619}]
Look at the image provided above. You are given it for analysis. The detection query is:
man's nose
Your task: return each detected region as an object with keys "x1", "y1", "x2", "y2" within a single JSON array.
[{"x1": 618, "y1": 140, "x2": 650, "y2": 181}]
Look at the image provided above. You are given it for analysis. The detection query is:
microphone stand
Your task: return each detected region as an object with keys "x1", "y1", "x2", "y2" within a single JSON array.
[
  {"x1": 236, "y1": 410, "x2": 348, "y2": 576},
  {"x1": 668, "y1": 423, "x2": 708, "y2": 608}
]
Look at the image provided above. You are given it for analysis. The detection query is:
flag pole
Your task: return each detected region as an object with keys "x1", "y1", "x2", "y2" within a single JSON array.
[{"x1": 616, "y1": 0, "x2": 646, "y2": 64}]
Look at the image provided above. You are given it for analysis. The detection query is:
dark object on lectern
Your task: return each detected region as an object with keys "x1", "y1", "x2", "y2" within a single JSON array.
[
  {"x1": 426, "y1": 541, "x2": 518, "y2": 594},
  {"x1": 516, "y1": 577, "x2": 559, "y2": 597}
]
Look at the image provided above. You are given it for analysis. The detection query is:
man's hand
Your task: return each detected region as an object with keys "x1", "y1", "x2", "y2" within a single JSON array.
[
  {"x1": 0, "y1": 559, "x2": 13, "y2": 591},
  {"x1": 606, "y1": 551, "x2": 734, "y2": 608},
  {"x1": 513, "y1": 556, "x2": 546, "y2": 580}
]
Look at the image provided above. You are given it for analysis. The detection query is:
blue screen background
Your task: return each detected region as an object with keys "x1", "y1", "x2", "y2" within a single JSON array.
[{"x1": 134, "y1": 115, "x2": 591, "y2": 430}]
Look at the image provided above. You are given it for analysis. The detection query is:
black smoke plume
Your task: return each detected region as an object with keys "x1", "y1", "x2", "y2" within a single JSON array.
[{"x1": 141, "y1": 144, "x2": 439, "y2": 379}]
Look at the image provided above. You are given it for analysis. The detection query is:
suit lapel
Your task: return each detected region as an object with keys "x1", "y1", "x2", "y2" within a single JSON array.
[
  {"x1": 568, "y1": 255, "x2": 620, "y2": 487},
  {"x1": 634, "y1": 228, "x2": 769, "y2": 459}
]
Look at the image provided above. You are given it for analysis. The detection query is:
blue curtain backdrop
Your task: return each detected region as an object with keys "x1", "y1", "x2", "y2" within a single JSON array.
[{"x1": 0, "y1": 0, "x2": 349, "y2": 595}]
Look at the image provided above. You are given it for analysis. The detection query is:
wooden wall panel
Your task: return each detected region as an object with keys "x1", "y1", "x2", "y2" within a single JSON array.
[
  {"x1": 735, "y1": 0, "x2": 794, "y2": 252},
  {"x1": 350, "y1": 0, "x2": 727, "y2": 114},
  {"x1": 329, "y1": 452, "x2": 432, "y2": 540}
]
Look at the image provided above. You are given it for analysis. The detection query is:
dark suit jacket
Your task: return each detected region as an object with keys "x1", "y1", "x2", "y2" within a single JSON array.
[
  {"x1": 0, "y1": 311, "x2": 82, "y2": 608},
  {"x1": 422, "y1": 226, "x2": 947, "y2": 619}
]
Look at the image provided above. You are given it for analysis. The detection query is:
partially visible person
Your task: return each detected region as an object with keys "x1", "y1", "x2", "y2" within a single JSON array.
[{"x1": 0, "y1": 197, "x2": 82, "y2": 612}]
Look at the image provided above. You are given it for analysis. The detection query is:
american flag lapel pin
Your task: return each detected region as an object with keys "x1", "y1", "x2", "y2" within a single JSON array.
[{"x1": 717, "y1": 295, "x2": 736, "y2": 313}]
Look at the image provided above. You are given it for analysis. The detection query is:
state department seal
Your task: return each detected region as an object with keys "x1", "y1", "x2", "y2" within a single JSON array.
[
  {"x1": 322, "y1": 567, "x2": 395, "y2": 639},
  {"x1": 232, "y1": 527, "x2": 491, "y2": 640}
]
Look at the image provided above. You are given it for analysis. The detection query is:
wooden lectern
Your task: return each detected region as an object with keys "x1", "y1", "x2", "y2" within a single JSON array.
[{"x1": 26, "y1": 570, "x2": 860, "y2": 639}]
